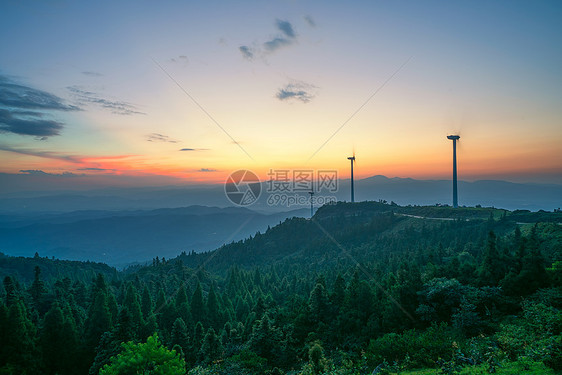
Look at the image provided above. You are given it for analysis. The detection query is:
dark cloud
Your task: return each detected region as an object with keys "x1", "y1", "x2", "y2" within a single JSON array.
[
  {"x1": 147, "y1": 133, "x2": 178, "y2": 143},
  {"x1": 82, "y1": 71, "x2": 103, "y2": 77},
  {"x1": 0, "y1": 75, "x2": 78, "y2": 138},
  {"x1": 239, "y1": 46, "x2": 254, "y2": 60},
  {"x1": 0, "y1": 75, "x2": 78, "y2": 111},
  {"x1": 276, "y1": 81, "x2": 318, "y2": 103},
  {"x1": 197, "y1": 168, "x2": 217, "y2": 172},
  {"x1": 0, "y1": 109, "x2": 63, "y2": 137},
  {"x1": 179, "y1": 147, "x2": 208, "y2": 151},
  {"x1": 276, "y1": 19, "x2": 296, "y2": 38},
  {"x1": 67, "y1": 86, "x2": 145, "y2": 116},
  {"x1": 263, "y1": 20, "x2": 296, "y2": 52},
  {"x1": 19, "y1": 170, "x2": 83, "y2": 177},
  {"x1": 304, "y1": 15, "x2": 316, "y2": 27},
  {"x1": 239, "y1": 19, "x2": 298, "y2": 59}
]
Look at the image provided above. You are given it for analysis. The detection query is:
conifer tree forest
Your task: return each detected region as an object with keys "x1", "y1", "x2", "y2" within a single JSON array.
[{"x1": 1, "y1": 202, "x2": 562, "y2": 374}]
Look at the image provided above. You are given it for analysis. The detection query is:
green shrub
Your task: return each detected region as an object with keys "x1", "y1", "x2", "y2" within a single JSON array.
[{"x1": 366, "y1": 323, "x2": 460, "y2": 369}]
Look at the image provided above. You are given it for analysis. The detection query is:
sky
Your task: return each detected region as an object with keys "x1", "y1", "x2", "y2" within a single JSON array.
[{"x1": 1, "y1": 0, "x2": 561, "y2": 191}]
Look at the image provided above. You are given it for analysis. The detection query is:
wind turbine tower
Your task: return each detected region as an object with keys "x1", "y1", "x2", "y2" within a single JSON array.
[
  {"x1": 447, "y1": 135, "x2": 460, "y2": 208},
  {"x1": 347, "y1": 155, "x2": 356, "y2": 203},
  {"x1": 309, "y1": 189, "x2": 314, "y2": 218}
]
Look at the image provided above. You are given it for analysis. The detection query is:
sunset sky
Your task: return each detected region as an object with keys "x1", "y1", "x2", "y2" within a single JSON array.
[{"x1": 1, "y1": 0, "x2": 561, "y2": 189}]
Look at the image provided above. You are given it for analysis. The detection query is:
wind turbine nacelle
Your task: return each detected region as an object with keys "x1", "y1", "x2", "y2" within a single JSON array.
[{"x1": 447, "y1": 135, "x2": 460, "y2": 140}]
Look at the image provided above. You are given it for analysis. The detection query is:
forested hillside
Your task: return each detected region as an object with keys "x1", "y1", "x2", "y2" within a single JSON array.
[{"x1": 1, "y1": 202, "x2": 561, "y2": 374}]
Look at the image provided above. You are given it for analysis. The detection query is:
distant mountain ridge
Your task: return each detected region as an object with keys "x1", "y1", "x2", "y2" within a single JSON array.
[{"x1": 0, "y1": 175, "x2": 559, "y2": 214}]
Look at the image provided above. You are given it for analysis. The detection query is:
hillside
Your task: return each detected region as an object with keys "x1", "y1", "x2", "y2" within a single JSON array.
[
  {"x1": 0, "y1": 252, "x2": 117, "y2": 285},
  {"x1": 1, "y1": 202, "x2": 562, "y2": 375},
  {"x1": 170, "y1": 201, "x2": 562, "y2": 274},
  {"x1": 0, "y1": 205, "x2": 308, "y2": 266}
]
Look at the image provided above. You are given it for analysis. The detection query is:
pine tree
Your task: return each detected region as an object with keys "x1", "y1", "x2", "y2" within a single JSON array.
[
  {"x1": 141, "y1": 285, "x2": 153, "y2": 319},
  {"x1": 248, "y1": 313, "x2": 282, "y2": 363},
  {"x1": 29, "y1": 266, "x2": 47, "y2": 312},
  {"x1": 85, "y1": 289, "x2": 112, "y2": 351},
  {"x1": 3, "y1": 276, "x2": 19, "y2": 307},
  {"x1": 191, "y1": 281, "x2": 205, "y2": 324},
  {"x1": 123, "y1": 283, "x2": 143, "y2": 334},
  {"x1": 198, "y1": 327, "x2": 223, "y2": 364},
  {"x1": 478, "y1": 231, "x2": 505, "y2": 286},
  {"x1": 171, "y1": 317, "x2": 189, "y2": 355},
  {"x1": 5, "y1": 300, "x2": 38, "y2": 371},
  {"x1": 41, "y1": 302, "x2": 78, "y2": 375},
  {"x1": 309, "y1": 283, "x2": 329, "y2": 322},
  {"x1": 207, "y1": 284, "x2": 220, "y2": 329}
]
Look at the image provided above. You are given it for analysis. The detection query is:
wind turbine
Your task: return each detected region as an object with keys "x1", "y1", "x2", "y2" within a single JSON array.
[
  {"x1": 347, "y1": 153, "x2": 356, "y2": 203},
  {"x1": 447, "y1": 135, "x2": 460, "y2": 208}
]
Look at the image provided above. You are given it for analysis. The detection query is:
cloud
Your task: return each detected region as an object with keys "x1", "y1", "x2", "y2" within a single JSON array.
[
  {"x1": 0, "y1": 75, "x2": 78, "y2": 111},
  {"x1": 77, "y1": 167, "x2": 116, "y2": 171},
  {"x1": 304, "y1": 15, "x2": 316, "y2": 27},
  {"x1": 239, "y1": 19, "x2": 298, "y2": 59},
  {"x1": 19, "y1": 169, "x2": 83, "y2": 177},
  {"x1": 276, "y1": 81, "x2": 318, "y2": 103},
  {"x1": 263, "y1": 19, "x2": 297, "y2": 52},
  {"x1": 263, "y1": 37, "x2": 292, "y2": 52},
  {"x1": 276, "y1": 19, "x2": 296, "y2": 38},
  {"x1": 0, "y1": 109, "x2": 63, "y2": 137},
  {"x1": 170, "y1": 55, "x2": 189, "y2": 65},
  {"x1": 82, "y1": 71, "x2": 103, "y2": 77},
  {"x1": 0, "y1": 74, "x2": 78, "y2": 138},
  {"x1": 0, "y1": 144, "x2": 83, "y2": 163},
  {"x1": 146, "y1": 133, "x2": 179, "y2": 143},
  {"x1": 179, "y1": 147, "x2": 208, "y2": 151},
  {"x1": 239, "y1": 46, "x2": 254, "y2": 60},
  {"x1": 197, "y1": 168, "x2": 217, "y2": 172},
  {"x1": 67, "y1": 86, "x2": 145, "y2": 116}
]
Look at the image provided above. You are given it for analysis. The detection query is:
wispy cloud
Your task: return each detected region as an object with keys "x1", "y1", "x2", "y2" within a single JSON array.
[
  {"x1": 82, "y1": 71, "x2": 103, "y2": 77},
  {"x1": 239, "y1": 45, "x2": 254, "y2": 60},
  {"x1": 0, "y1": 144, "x2": 82, "y2": 163},
  {"x1": 264, "y1": 37, "x2": 293, "y2": 52},
  {"x1": 197, "y1": 168, "x2": 217, "y2": 172},
  {"x1": 304, "y1": 15, "x2": 316, "y2": 27},
  {"x1": 0, "y1": 75, "x2": 77, "y2": 111},
  {"x1": 19, "y1": 169, "x2": 84, "y2": 177},
  {"x1": 0, "y1": 144, "x2": 135, "y2": 169},
  {"x1": 67, "y1": 86, "x2": 145, "y2": 115},
  {"x1": 239, "y1": 19, "x2": 298, "y2": 59},
  {"x1": 146, "y1": 133, "x2": 179, "y2": 143},
  {"x1": 77, "y1": 167, "x2": 116, "y2": 171},
  {"x1": 170, "y1": 55, "x2": 189, "y2": 65},
  {"x1": 276, "y1": 81, "x2": 318, "y2": 103},
  {"x1": 0, "y1": 74, "x2": 78, "y2": 138}
]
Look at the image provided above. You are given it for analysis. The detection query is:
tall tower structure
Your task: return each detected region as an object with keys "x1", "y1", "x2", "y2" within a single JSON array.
[
  {"x1": 447, "y1": 135, "x2": 460, "y2": 208},
  {"x1": 347, "y1": 155, "x2": 355, "y2": 203}
]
